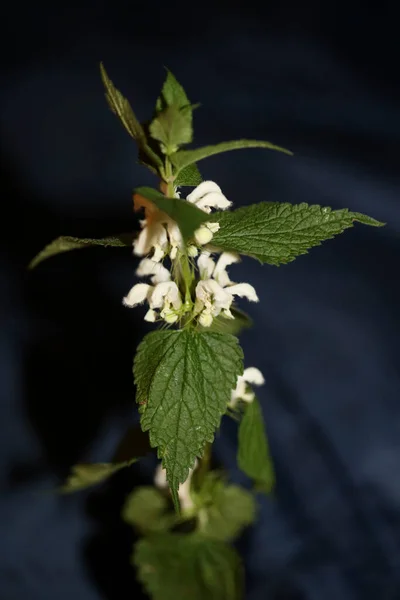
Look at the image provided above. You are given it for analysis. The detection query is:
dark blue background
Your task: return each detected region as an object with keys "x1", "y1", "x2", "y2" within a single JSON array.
[{"x1": 1, "y1": 2, "x2": 399, "y2": 599}]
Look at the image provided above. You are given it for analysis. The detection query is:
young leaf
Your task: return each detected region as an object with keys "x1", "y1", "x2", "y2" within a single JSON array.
[
  {"x1": 171, "y1": 139, "x2": 293, "y2": 173},
  {"x1": 199, "y1": 307, "x2": 253, "y2": 335},
  {"x1": 196, "y1": 475, "x2": 256, "y2": 541},
  {"x1": 100, "y1": 63, "x2": 162, "y2": 169},
  {"x1": 133, "y1": 330, "x2": 243, "y2": 511},
  {"x1": 60, "y1": 459, "x2": 138, "y2": 493},
  {"x1": 134, "y1": 533, "x2": 243, "y2": 600},
  {"x1": 174, "y1": 162, "x2": 202, "y2": 187},
  {"x1": 122, "y1": 486, "x2": 172, "y2": 533},
  {"x1": 149, "y1": 104, "x2": 193, "y2": 151},
  {"x1": 237, "y1": 397, "x2": 274, "y2": 493},
  {"x1": 28, "y1": 234, "x2": 134, "y2": 269},
  {"x1": 210, "y1": 202, "x2": 385, "y2": 266},
  {"x1": 155, "y1": 69, "x2": 191, "y2": 113},
  {"x1": 134, "y1": 186, "x2": 209, "y2": 241}
]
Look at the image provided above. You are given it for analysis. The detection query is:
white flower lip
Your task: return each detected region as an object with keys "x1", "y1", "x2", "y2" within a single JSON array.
[{"x1": 229, "y1": 367, "x2": 265, "y2": 408}]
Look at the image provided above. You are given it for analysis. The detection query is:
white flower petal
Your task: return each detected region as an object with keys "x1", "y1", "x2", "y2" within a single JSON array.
[
  {"x1": 144, "y1": 308, "x2": 157, "y2": 322},
  {"x1": 206, "y1": 221, "x2": 220, "y2": 234},
  {"x1": 136, "y1": 258, "x2": 171, "y2": 284},
  {"x1": 122, "y1": 283, "x2": 152, "y2": 307},
  {"x1": 149, "y1": 281, "x2": 182, "y2": 310},
  {"x1": 213, "y1": 252, "x2": 240, "y2": 286},
  {"x1": 199, "y1": 310, "x2": 213, "y2": 327},
  {"x1": 195, "y1": 279, "x2": 232, "y2": 311},
  {"x1": 243, "y1": 367, "x2": 265, "y2": 386},
  {"x1": 186, "y1": 181, "x2": 222, "y2": 204},
  {"x1": 198, "y1": 253, "x2": 215, "y2": 279},
  {"x1": 195, "y1": 191, "x2": 231, "y2": 212},
  {"x1": 227, "y1": 282, "x2": 259, "y2": 302}
]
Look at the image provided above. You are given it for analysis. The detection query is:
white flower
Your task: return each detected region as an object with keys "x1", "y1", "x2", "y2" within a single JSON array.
[
  {"x1": 186, "y1": 181, "x2": 231, "y2": 213},
  {"x1": 229, "y1": 367, "x2": 265, "y2": 408},
  {"x1": 133, "y1": 221, "x2": 168, "y2": 262},
  {"x1": 123, "y1": 280, "x2": 182, "y2": 324},
  {"x1": 136, "y1": 258, "x2": 171, "y2": 284},
  {"x1": 154, "y1": 460, "x2": 198, "y2": 512},
  {"x1": 195, "y1": 252, "x2": 258, "y2": 326}
]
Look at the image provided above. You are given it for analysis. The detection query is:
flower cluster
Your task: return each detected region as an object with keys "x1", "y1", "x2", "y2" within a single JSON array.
[{"x1": 123, "y1": 181, "x2": 259, "y2": 327}]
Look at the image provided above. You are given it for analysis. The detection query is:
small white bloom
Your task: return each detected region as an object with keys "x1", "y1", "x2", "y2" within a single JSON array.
[
  {"x1": 229, "y1": 367, "x2": 265, "y2": 408},
  {"x1": 133, "y1": 222, "x2": 168, "y2": 262},
  {"x1": 187, "y1": 245, "x2": 199, "y2": 257},
  {"x1": 187, "y1": 181, "x2": 231, "y2": 213},
  {"x1": 122, "y1": 283, "x2": 151, "y2": 308},
  {"x1": 194, "y1": 226, "x2": 214, "y2": 246},
  {"x1": 195, "y1": 252, "x2": 257, "y2": 326},
  {"x1": 144, "y1": 308, "x2": 157, "y2": 322},
  {"x1": 136, "y1": 258, "x2": 171, "y2": 284},
  {"x1": 154, "y1": 460, "x2": 198, "y2": 512},
  {"x1": 149, "y1": 281, "x2": 182, "y2": 311}
]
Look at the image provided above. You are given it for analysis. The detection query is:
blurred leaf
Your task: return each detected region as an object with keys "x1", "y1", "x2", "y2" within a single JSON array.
[
  {"x1": 60, "y1": 459, "x2": 138, "y2": 493},
  {"x1": 196, "y1": 474, "x2": 256, "y2": 541},
  {"x1": 134, "y1": 533, "x2": 243, "y2": 600},
  {"x1": 134, "y1": 186, "x2": 209, "y2": 241},
  {"x1": 122, "y1": 486, "x2": 172, "y2": 533},
  {"x1": 199, "y1": 307, "x2": 253, "y2": 335},
  {"x1": 150, "y1": 104, "x2": 193, "y2": 151},
  {"x1": 238, "y1": 397, "x2": 274, "y2": 493},
  {"x1": 155, "y1": 69, "x2": 191, "y2": 113},
  {"x1": 28, "y1": 234, "x2": 133, "y2": 269}
]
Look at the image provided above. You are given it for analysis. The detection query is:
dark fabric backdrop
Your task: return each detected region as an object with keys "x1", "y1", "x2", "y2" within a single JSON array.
[{"x1": 1, "y1": 2, "x2": 399, "y2": 599}]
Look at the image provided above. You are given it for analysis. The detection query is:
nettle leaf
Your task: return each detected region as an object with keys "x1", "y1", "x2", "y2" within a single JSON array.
[
  {"x1": 155, "y1": 69, "x2": 191, "y2": 113},
  {"x1": 174, "y1": 162, "x2": 202, "y2": 187},
  {"x1": 134, "y1": 533, "x2": 243, "y2": 600},
  {"x1": 200, "y1": 307, "x2": 253, "y2": 336},
  {"x1": 150, "y1": 104, "x2": 193, "y2": 151},
  {"x1": 171, "y1": 139, "x2": 293, "y2": 173},
  {"x1": 60, "y1": 459, "x2": 137, "y2": 493},
  {"x1": 197, "y1": 474, "x2": 256, "y2": 541},
  {"x1": 238, "y1": 397, "x2": 274, "y2": 493},
  {"x1": 122, "y1": 486, "x2": 172, "y2": 533},
  {"x1": 134, "y1": 186, "x2": 209, "y2": 241},
  {"x1": 133, "y1": 330, "x2": 243, "y2": 511},
  {"x1": 211, "y1": 202, "x2": 385, "y2": 266},
  {"x1": 28, "y1": 234, "x2": 133, "y2": 269},
  {"x1": 100, "y1": 63, "x2": 162, "y2": 170}
]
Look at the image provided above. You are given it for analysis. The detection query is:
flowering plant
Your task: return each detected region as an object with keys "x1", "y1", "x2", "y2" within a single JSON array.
[{"x1": 29, "y1": 65, "x2": 384, "y2": 599}]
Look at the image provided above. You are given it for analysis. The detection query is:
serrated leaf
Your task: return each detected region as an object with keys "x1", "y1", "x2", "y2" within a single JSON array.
[
  {"x1": 210, "y1": 202, "x2": 385, "y2": 266},
  {"x1": 238, "y1": 397, "x2": 274, "y2": 493},
  {"x1": 134, "y1": 186, "x2": 209, "y2": 241},
  {"x1": 28, "y1": 234, "x2": 134, "y2": 269},
  {"x1": 174, "y1": 162, "x2": 202, "y2": 187},
  {"x1": 133, "y1": 330, "x2": 243, "y2": 512},
  {"x1": 149, "y1": 104, "x2": 193, "y2": 151},
  {"x1": 155, "y1": 69, "x2": 191, "y2": 112},
  {"x1": 171, "y1": 139, "x2": 293, "y2": 173},
  {"x1": 199, "y1": 307, "x2": 253, "y2": 335},
  {"x1": 134, "y1": 533, "x2": 243, "y2": 600},
  {"x1": 122, "y1": 486, "x2": 172, "y2": 533},
  {"x1": 60, "y1": 459, "x2": 138, "y2": 493},
  {"x1": 100, "y1": 63, "x2": 162, "y2": 169},
  {"x1": 197, "y1": 474, "x2": 255, "y2": 541}
]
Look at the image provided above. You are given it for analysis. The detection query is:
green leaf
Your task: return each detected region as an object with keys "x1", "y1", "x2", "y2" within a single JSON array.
[
  {"x1": 60, "y1": 459, "x2": 137, "y2": 493},
  {"x1": 199, "y1": 307, "x2": 253, "y2": 336},
  {"x1": 210, "y1": 202, "x2": 385, "y2": 266},
  {"x1": 174, "y1": 162, "x2": 203, "y2": 187},
  {"x1": 28, "y1": 234, "x2": 133, "y2": 269},
  {"x1": 150, "y1": 104, "x2": 193, "y2": 151},
  {"x1": 100, "y1": 63, "x2": 162, "y2": 169},
  {"x1": 238, "y1": 397, "x2": 274, "y2": 493},
  {"x1": 134, "y1": 186, "x2": 209, "y2": 241},
  {"x1": 171, "y1": 139, "x2": 293, "y2": 173},
  {"x1": 155, "y1": 69, "x2": 191, "y2": 113},
  {"x1": 133, "y1": 330, "x2": 243, "y2": 512},
  {"x1": 196, "y1": 474, "x2": 256, "y2": 541},
  {"x1": 134, "y1": 533, "x2": 243, "y2": 600},
  {"x1": 122, "y1": 486, "x2": 172, "y2": 533}
]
